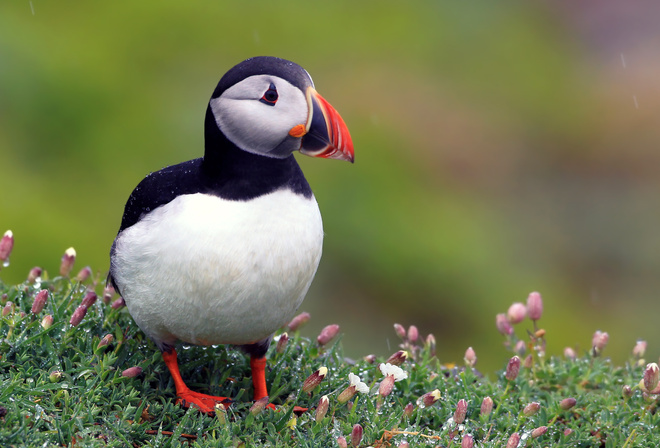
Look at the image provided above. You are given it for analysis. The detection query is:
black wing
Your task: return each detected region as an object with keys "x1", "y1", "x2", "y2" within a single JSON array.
[
  {"x1": 116, "y1": 158, "x2": 205, "y2": 234},
  {"x1": 108, "y1": 158, "x2": 204, "y2": 294}
]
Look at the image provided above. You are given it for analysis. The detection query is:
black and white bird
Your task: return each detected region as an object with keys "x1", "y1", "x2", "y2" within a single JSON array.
[{"x1": 108, "y1": 56, "x2": 353, "y2": 413}]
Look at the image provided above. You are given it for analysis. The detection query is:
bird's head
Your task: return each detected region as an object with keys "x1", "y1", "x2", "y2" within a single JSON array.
[{"x1": 208, "y1": 56, "x2": 354, "y2": 163}]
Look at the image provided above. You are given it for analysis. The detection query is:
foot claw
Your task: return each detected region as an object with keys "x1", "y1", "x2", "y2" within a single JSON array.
[
  {"x1": 292, "y1": 406, "x2": 308, "y2": 416},
  {"x1": 176, "y1": 391, "x2": 232, "y2": 414}
]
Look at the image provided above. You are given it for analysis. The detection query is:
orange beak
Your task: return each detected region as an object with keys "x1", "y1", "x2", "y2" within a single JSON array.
[{"x1": 298, "y1": 87, "x2": 354, "y2": 163}]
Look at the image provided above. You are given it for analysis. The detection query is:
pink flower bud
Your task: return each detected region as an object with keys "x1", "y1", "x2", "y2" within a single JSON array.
[
  {"x1": 0, "y1": 230, "x2": 14, "y2": 262},
  {"x1": 564, "y1": 347, "x2": 577, "y2": 360},
  {"x1": 560, "y1": 397, "x2": 576, "y2": 410},
  {"x1": 523, "y1": 401, "x2": 540, "y2": 416},
  {"x1": 407, "y1": 325, "x2": 419, "y2": 343},
  {"x1": 317, "y1": 324, "x2": 340, "y2": 346},
  {"x1": 41, "y1": 314, "x2": 54, "y2": 329},
  {"x1": 276, "y1": 332, "x2": 289, "y2": 354},
  {"x1": 506, "y1": 433, "x2": 520, "y2": 448},
  {"x1": 2, "y1": 301, "x2": 14, "y2": 316},
  {"x1": 121, "y1": 366, "x2": 143, "y2": 378},
  {"x1": 523, "y1": 354, "x2": 533, "y2": 369},
  {"x1": 622, "y1": 385, "x2": 633, "y2": 399},
  {"x1": 69, "y1": 305, "x2": 87, "y2": 326},
  {"x1": 337, "y1": 385, "x2": 357, "y2": 404},
  {"x1": 526, "y1": 291, "x2": 543, "y2": 321},
  {"x1": 480, "y1": 396, "x2": 493, "y2": 417},
  {"x1": 398, "y1": 442, "x2": 410, "y2": 448},
  {"x1": 403, "y1": 402, "x2": 414, "y2": 418},
  {"x1": 111, "y1": 297, "x2": 125, "y2": 309},
  {"x1": 31, "y1": 289, "x2": 49, "y2": 314},
  {"x1": 633, "y1": 340, "x2": 647, "y2": 358},
  {"x1": 592, "y1": 330, "x2": 609, "y2": 354},
  {"x1": 81, "y1": 290, "x2": 97, "y2": 308},
  {"x1": 97, "y1": 333, "x2": 114, "y2": 350},
  {"x1": 27, "y1": 266, "x2": 42, "y2": 283},
  {"x1": 302, "y1": 367, "x2": 327, "y2": 393},
  {"x1": 102, "y1": 284, "x2": 115, "y2": 304},
  {"x1": 461, "y1": 434, "x2": 474, "y2": 448},
  {"x1": 337, "y1": 436, "x2": 348, "y2": 448},
  {"x1": 363, "y1": 354, "x2": 376, "y2": 364},
  {"x1": 496, "y1": 313, "x2": 513, "y2": 335},
  {"x1": 287, "y1": 311, "x2": 310, "y2": 331},
  {"x1": 419, "y1": 389, "x2": 441, "y2": 407},
  {"x1": 315, "y1": 395, "x2": 329, "y2": 422},
  {"x1": 514, "y1": 340, "x2": 526, "y2": 356},
  {"x1": 60, "y1": 247, "x2": 76, "y2": 276},
  {"x1": 393, "y1": 323, "x2": 406, "y2": 339},
  {"x1": 425, "y1": 333, "x2": 436, "y2": 354},
  {"x1": 531, "y1": 426, "x2": 548, "y2": 439},
  {"x1": 643, "y1": 363, "x2": 660, "y2": 392},
  {"x1": 505, "y1": 356, "x2": 521, "y2": 381},
  {"x1": 453, "y1": 399, "x2": 467, "y2": 424},
  {"x1": 507, "y1": 302, "x2": 527, "y2": 324},
  {"x1": 350, "y1": 424, "x2": 363, "y2": 447},
  {"x1": 75, "y1": 266, "x2": 92, "y2": 282},
  {"x1": 385, "y1": 350, "x2": 409, "y2": 366},
  {"x1": 249, "y1": 396, "x2": 269, "y2": 415},
  {"x1": 464, "y1": 347, "x2": 477, "y2": 368},
  {"x1": 379, "y1": 374, "x2": 395, "y2": 397},
  {"x1": 564, "y1": 429, "x2": 574, "y2": 437}
]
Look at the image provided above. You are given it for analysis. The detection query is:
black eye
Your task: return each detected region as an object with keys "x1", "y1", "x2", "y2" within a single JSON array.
[{"x1": 259, "y1": 83, "x2": 278, "y2": 106}]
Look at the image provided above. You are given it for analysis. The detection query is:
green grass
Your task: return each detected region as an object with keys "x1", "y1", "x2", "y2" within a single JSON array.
[{"x1": 1, "y1": 261, "x2": 658, "y2": 447}]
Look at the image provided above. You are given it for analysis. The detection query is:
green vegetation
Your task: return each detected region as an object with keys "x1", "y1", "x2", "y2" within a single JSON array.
[{"x1": 1, "y1": 247, "x2": 658, "y2": 447}]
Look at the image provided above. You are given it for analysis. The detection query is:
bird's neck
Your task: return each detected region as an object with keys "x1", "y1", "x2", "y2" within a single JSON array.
[
  {"x1": 201, "y1": 105, "x2": 312, "y2": 200},
  {"x1": 202, "y1": 105, "x2": 289, "y2": 172}
]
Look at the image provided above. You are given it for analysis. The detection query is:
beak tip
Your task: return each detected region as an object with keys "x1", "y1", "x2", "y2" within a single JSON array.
[{"x1": 302, "y1": 88, "x2": 355, "y2": 164}]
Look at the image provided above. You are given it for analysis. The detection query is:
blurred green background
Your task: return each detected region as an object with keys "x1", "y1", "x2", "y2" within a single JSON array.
[{"x1": 2, "y1": 1, "x2": 659, "y2": 373}]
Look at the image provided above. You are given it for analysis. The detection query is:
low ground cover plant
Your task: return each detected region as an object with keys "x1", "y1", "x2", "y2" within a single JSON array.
[{"x1": 0, "y1": 231, "x2": 658, "y2": 447}]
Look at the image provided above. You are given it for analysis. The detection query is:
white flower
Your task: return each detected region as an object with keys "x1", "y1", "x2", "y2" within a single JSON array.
[
  {"x1": 348, "y1": 373, "x2": 369, "y2": 394},
  {"x1": 379, "y1": 363, "x2": 408, "y2": 381}
]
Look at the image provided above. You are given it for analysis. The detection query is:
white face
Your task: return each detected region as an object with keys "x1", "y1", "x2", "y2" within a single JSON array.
[{"x1": 210, "y1": 75, "x2": 309, "y2": 158}]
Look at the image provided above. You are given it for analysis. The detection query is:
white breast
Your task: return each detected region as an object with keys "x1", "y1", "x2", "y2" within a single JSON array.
[{"x1": 111, "y1": 189, "x2": 323, "y2": 347}]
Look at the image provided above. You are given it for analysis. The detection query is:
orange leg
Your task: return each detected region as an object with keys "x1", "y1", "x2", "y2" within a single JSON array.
[
  {"x1": 251, "y1": 355, "x2": 280, "y2": 410},
  {"x1": 162, "y1": 349, "x2": 231, "y2": 414},
  {"x1": 250, "y1": 355, "x2": 309, "y2": 413},
  {"x1": 250, "y1": 355, "x2": 269, "y2": 401}
]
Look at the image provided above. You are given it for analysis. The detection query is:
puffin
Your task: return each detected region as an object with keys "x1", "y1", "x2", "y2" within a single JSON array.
[{"x1": 108, "y1": 56, "x2": 353, "y2": 413}]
